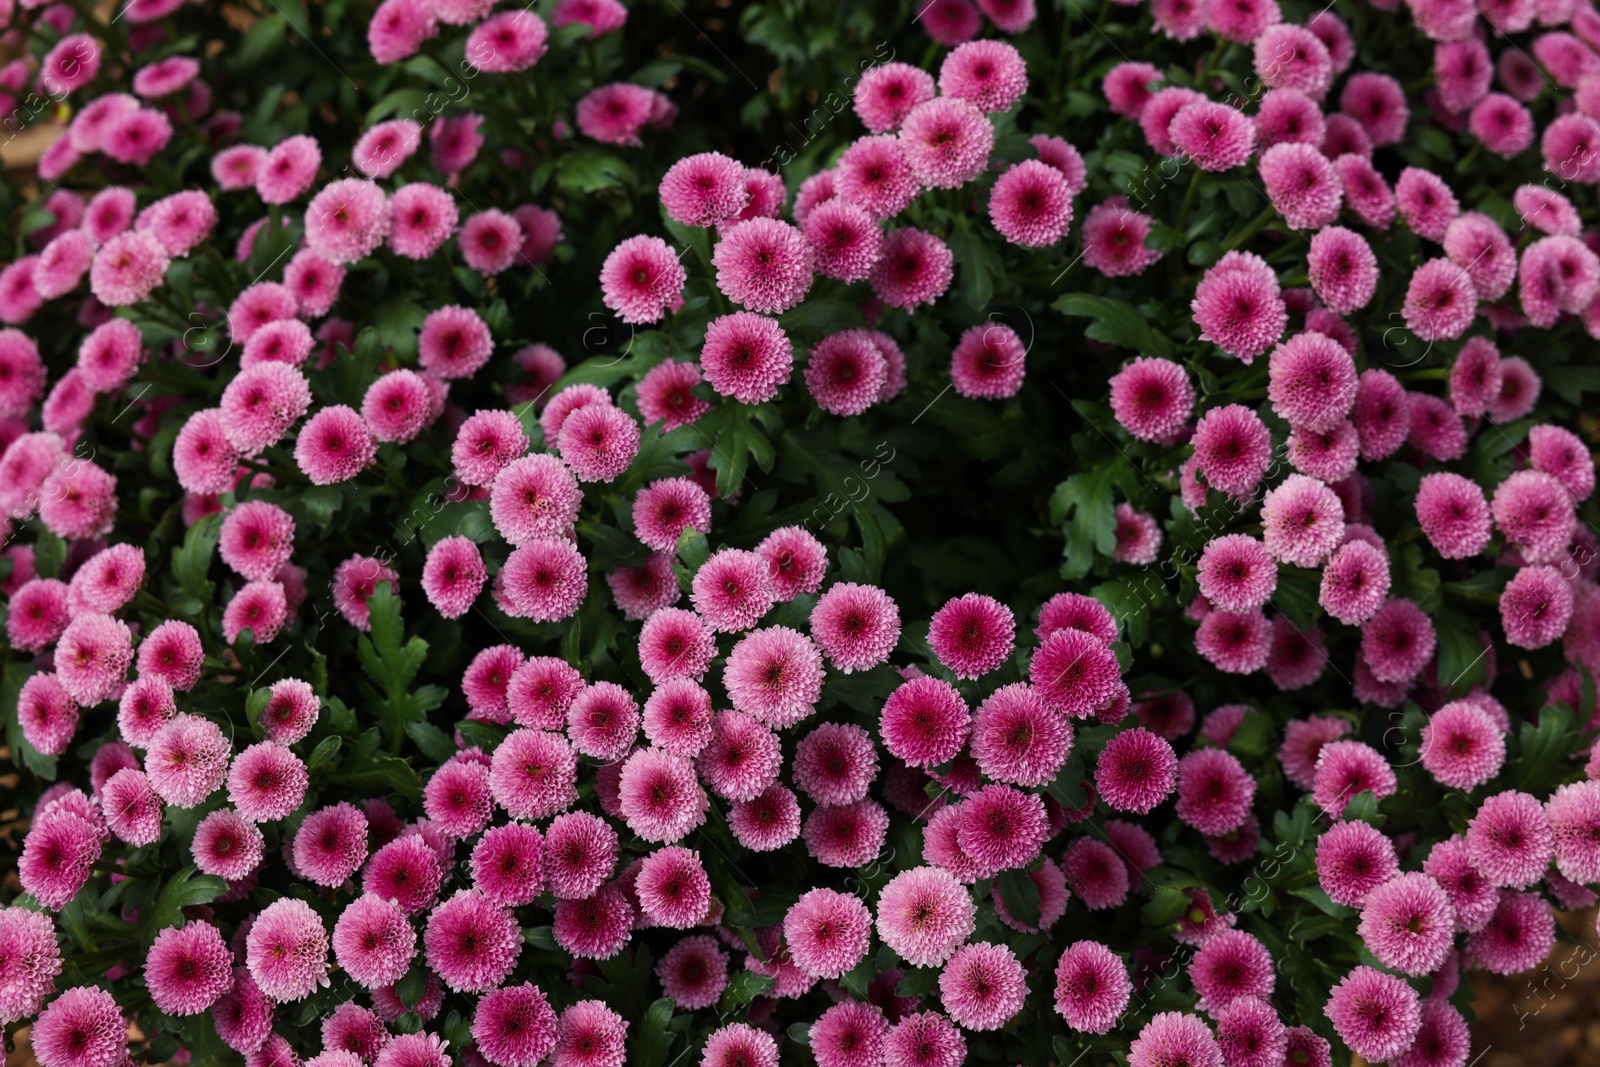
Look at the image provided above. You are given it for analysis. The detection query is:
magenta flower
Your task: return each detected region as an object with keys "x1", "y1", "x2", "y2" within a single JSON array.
[
  {"x1": 31, "y1": 986, "x2": 126, "y2": 1067},
  {"x1": 472, "y1": 982, "x2": 558, "y2": 1067},
  {"x1": 1128, "y1": 1013, "x2": 1223, "y2": 1067},
  {"x1": 1096, "y1": 727, "x2": 1178, "y2": 813},
  {"x1": 1325, "y1": 966, "x2": 1422, "y2": 1063},
  {"x1": 875, "y1": 866, "x2": 976, "y2": 968},
  {"x1": 969, "y1": 683, "x2": 1070, "y2": 787},
  {"x1": 245, "y1": 897, "x2": 328, "y2": 1002}
]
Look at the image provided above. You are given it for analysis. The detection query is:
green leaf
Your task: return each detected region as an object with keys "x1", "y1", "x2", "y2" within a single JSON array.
[
  {"x1": 949, "y1": 215, "x2": 1002, "y2": 309},
  {"x1": 1512, "y1": 704, "x2": 1579, "y2": 791},
  {"x1": 171, "y1": 512, "x2": 222, "y2": 605},
  {"x1": 996, "y1": 868, "x2": 1042, "y2": 929},
  {"x1": 718, "y1": 970, "x2": 775, "y2": 1013},
  {"x1": 1143, "y1": 885, "x2": 1192, "y2": 927},
  {"x1": 787, "y1": 1022, "x2": 812, "y2": 1046},
  {"x1": 676, "y1": 527, "x2": 710, "y2": 572},
  {"x1": 327, "y1": 729, "x2": 423, "y2": 802},
  {"x1": 357, "y1": 582, "x2": 440, "y2": 746},
  {"x1": 1052, "y1": 293, "x2": 1174, "y2": 357},
  {"x1": 405, "y1": 721, "x2": 456, "y2": 763},
  {"x1": 456, "y1": 719, "x2": 510, "y2": 753},
  {"x1": 1435, "y1": 611, "x2": 1489, "y2": 694},
  {"x1": 894, "y1": 967, "x2": 939, "y2": 998},
  {"x1": 1048, "y1": 463, "x2": 1130, "y2": 580},
  {"x1": 142, "y1": 866, "x2": 228, "y2": 939},
  {"x1": 305, "y1": 735, "x2": 343, "y2": 771},
  {"x1": 1288, "y1": 914, "x2": 1351, "y2": 942},
  {"x1": 628, "y1": 998, "x2": 678, "y2": 1067},
  {"x1": 396, "y1": 965, "x2": 430, "y2": 1012}
]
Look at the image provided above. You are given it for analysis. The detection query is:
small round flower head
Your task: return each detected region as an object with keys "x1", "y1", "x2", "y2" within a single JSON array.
[
  {"x1": 1191, "y1": 404, "x2": 1272, "y2": 498},
  {"x1": 245, "y1": 897, "x2": 329, "y2": 1002},
  {"x1": 792, "y1": 722, "x2": 879, "y2": 805},
  {"x1": 551, "y1": 885, "x2": 634, "y2": 960},
  {"x1": 1466, "y1": 790, "x2": 1554, "y2": 889},
  {"x1": 987, "y1": 158, "x2": 1072, "y2": 248},
  {"x1": 1103, "y1": 61, "x2": 1163, "y2": 119},
  {"x1": 1499, "y1": 564, "x2": 1572, "y2": 649},
  {"x1": 564, "y1": 681, "x2": 639, "y2": 762},
  {"x1": 69, "y1": 543, "x2": 144, "y2": 617},
  {"x1": 871, "y1": 227, "x2": 954, "y2": 309},
  {"x1": 1033, "y1": 626, "x2": 1125, "y2": 717},
  {"x1": 576, "y1": 83, "x2": 655, "y2": 145},
  {"x1": 19, "y1": 675, "x2": 79, "y2": 758},
  {"x1": 352, "y1": 118, "x2": 421, "y2": 178},
  {"x1": 500, "y1": 539, "x2": 588, "y2": 623},
  {"x1": 419, "y1": 536, "x2": 487, "y2": 620},
  {"x1": 304, "y1": 179, "x2": 390, "y2": 265},
  {"x1": 0, "y1": 905, "x2": 62, "y2": 1026},
  {"x1": 806, "y1": 331, "x2": 888, "y2": 416},
  {"x1": 1062, "y1": 837, "x2": 1131, "y2": 909},
  {"x1": 712, "y1": 217, "x2": 813, "y2": 315},
  {"x1": 1444, "y1": 215, "x2": 1516, "y2": 303},
  {"x1": 1128, "y1": 1013, "x2": 1223, "y2": 1067},
  {"x1": 1213, "y1": 996, "x2": 1287, "y2": 1067},
  {"x1": 240, "y1": 318, "x2": 315, "y2": 370},
  {"x1": 1254, "y1": 88, "x2": 1327, "y2": 152},
  {"x1": 1419, "y1": 836, "x2": 1496, "y2": 934},
  {"x1": 811, "y1": 1000, "x2": 890, "y2": 1067},
  {"x1": 1466, "y1": 889, "x2": 1555, "y2": 975},
  {"x1": 114, "y1": 674, "x2": 176, "y2": 748},
  {"x1": 1325, "y1": 966, "x2": 1422, "y2": 1063},
  {"x1": 550, "y1": 999, "x2": 628, "y2": 1067},
  {"x1": 295, "y1": 404, "x2": 376, "y2": 485},
  {"x1": 660, "y1": 152, "x2": 748, "y2": 227},
  {"x1": 545, "y1": 811, "x2": 620, "y2": 900},
  {"x1": 1347, "y1": 368, "x2": 1409, "y2": 462},
  {"x1": 424, "y1": 889, "x2": 521, "y2": 993},
  {"x1": 172, "y1": 409, "x2": 241, "y2": 495},
  {"x1": 636, "y1": 609, "x2": 715, "y2": 685},
  {"x1": 968, "y1": 683, "x2": 1070, "y2": 787},
  {"x1": 699, "y1": 311, "x2": 794, "y2": 404},
  {"x1": 1417, "y1": 699, "x2": 1505, "y2": 792},
  {"x1": 692, "y1": 549, "x2": 775, "y2": 633},
  {"x1": 1052, "y1": 941, "x2": 1131, "y2": 1034},
  {"x1": 854, "y1": 62, "x2": 937, "y2": 132},
  {"x1": 1485, "y1": 356, "x2": 1540, "y2": 425},
  {"x1": 1546, "y1": 779, "x2": 1600, "y2": 884},
  {"x1": 636, "y1": 360, "x2": 712, "y2": 429},
  {"x1": 1403, "y1": 258, "x2": 1478, "y2": 342},
  {"x1": 489, "y1": 453, "x2": 581, "y2": 545},
  {"x1": 1303, "y1": 229, "x2": 1378, "y2": 318},
  {"x1": 101, "y1": 768, "x2": 161, "y2": 846},
  {"x1": 955, "y1": 784, "x2": 1048, "y2": 877},
  {"x1": 146, "y1": 714, "x2": 231, "y2": 808},
  {"x1": 293, "y1": 802, "x2": 369, "y2": 887},
  {"x1": 1259, "y1": 142, "x2": 1343, "y2": 231},
  {"x1": 1170, "y1": 100, "x2": 1257, "y2": 172},
  {"x1": 331, "y1": 556, "x2": 399, "y2": 631},
  {"x1": 876, "y1": 865, "x2": 976, "y2": 968},
  {"x1": 1195, "y1": 535, "x2": 1276, "y2": 614},
  {"x1": 880, "y1": 676, "x2": 970, "y2": 768},
  {"x1": 418, "y1": 305, "x2": 493, "y2": 380},
  {"x1": 1391, "y1": 998, "x2": 1470, "y2": 1067},
  {"x1": 1316, "y1": 818, "x2": 1399, "y2": 908},
  {"x1": 1395, "y1": 167, "x2": 1460, "y2": 241},
  {"x1": 950, "y1": 322, "x2": 1027, "y2": 400},
  {"x1": 1361, "y1": 598, "x2": 1437, "y2": 684},
  {"x1": 469, "y1": 822, "x2": 545, "y2": 908},
  {"x1": 89, "y1": 230, "x2": 170, "y2": 307},
  {"x1": 1261, "y1": 474, "x2": 1345, "y2": 567},
  {"x1": 192, "y1": 808, "x2": 265, "y2": 881},
  {"x1": 654, "y1": 934, "x2": 728, "y2": 1011},
  {"x1": 1357, "y1": 872, "x2": 1455, "y2": 977},
  {"x1": 716, "y1": 626, "x2": 826, "y2": 731},
  {"x1": 1194, "y1": 610, "x2": 1272, "y2": 675},
  {"x1": 468, "y1": 982, "x2": 559, "y2": 1067},
  {"x1": 466, "y1": 9, "x2": 549, "y2": 72},
  {"x1": 31, "y1": 986, "x2": 126, "y2": 1067},
  {"x1": 226, "y1": 742, "x2": 309, "y2": 824},
  {"x1": 1187, "y1": 929, "x2": 1275, "y2": 1015},
  {"x1": 1096, "y1": 727, "x2": 1178, "y2": 813},
  {"x1": 388, "y1": 183, "x2": 460, "y2": 259},
  {"x1": 617, "y1": 747, "x2": 709, "y2": 843},
  {"x1": 634, "y1": 845, "x2": 712, "y2": 928},
  {"x1": 256, "y1": 135, "x2": 321, "y2": 204},
  {"x1": 423, "y1": 759, "x2": 493, "y2": 839},
  {"x1": 1313, "y1": 740, "x2": 1398, "y2": 817},
  {"x1": 899, "y1": 97, "x2": 994, "y2": 188},
  {"x1": 834, "y1": 136, "x2": 921, "y2": 220},
  {"x1": 1104, "y1": 360, "x2": 1198, "y2": 456},
  {"x1": 364, "y1": 835, "x2": 445, "y2": 915},
  {"x1": 805, "y1": 798, "x2": 890, "y2": 868},
  {"x1": 8, "y1": 578, "x2": 73, "y2": 657},
  {"x1": 701, "y1": 1023, "x2": 780, "y2": 1067},
  {"x1": 938, "y1": 40, "x2": 1027, "y2": 114},
  {"x1": 218, "y1": 501, "x2": 296, "y2": 583},
  {"x1": 931, "y1": 942, "x2": 1025, "y2": 1033},
  {"x1": 1525, "y1": 424, "x2": 1593, "y2": 503},
  {"x1": 1082, "y1": 197, "x2": 1164, "y2": 278},
  {"x1": 780, "y1": 888, "x2": 872, "y2": 980},
  {"x1": 920, "y1": 593, "x2": 1017, "y2": 680},
  {"x1": 729, "y1": 783, "x2": 802, "y2": 851},
  {"x1": 810, "y1": 582, "x2": 900, "y2": 672},
  {"x1": 599, "y1": 235, "x2": 687, "y2": 325},
  {"x1": 1176, "y1": 748, "x2": 1256, "y2": 835},
  {"x1": 73, "y1": 318, "x2": 141, "y2": 394},
  {"x1": 331, "y1": 894, "x2": 415, "y2": 990},
  {"x1": 1415, "y1": 472, "x2": 1491, "y2": 559},
  {"x1": 1406, "y1": 393, "x2": 1468, "y2": 462},
  {"x1": 319, "y1": 1000, "x2": 389, "y2": 1060},
  {"x1": 18, "y1": 809, "x2": 100, "y2": 912}
]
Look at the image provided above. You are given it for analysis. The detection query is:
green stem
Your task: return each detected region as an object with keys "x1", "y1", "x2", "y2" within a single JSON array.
[
  {"x1": 1178, "y1": 165, "x2": 1203, "y2": 231},
  {"x1": 1224, "y1": 206, "x2": 1276, "y2": 252}
]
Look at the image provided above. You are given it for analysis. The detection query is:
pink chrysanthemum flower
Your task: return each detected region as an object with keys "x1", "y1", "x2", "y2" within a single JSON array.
[
  {"x1": 320, "y1": 1000, "x2": 389, "y2": 1061},
  {"x1": 38, "y1": 459, "x2": 118, "y2": 542},
  {"x1": 811, "y1": 582, "x2": 900, "y2": 672},
  {"x1": 854, "y1": 62, "x2": 937, "y2": 132},
  {"x1": 1254, "y1": 87, "x2": 1326, "y2": 151},
  {"x1": 544, "y1": 811, "x2": 620, "y2": 900},
  {"x1": 870, "y1": 227, "x2": 954, "y2": 309},
  {"x1": 418, "y1": 305, "x2": 493, "y2": 380},
  {"x1": 1468, "y1": 889, "x2": 1556, "y2": 975},
  {"x1": 1258, "y1": 143, "x2": 1341, "y2": 231},
  {"x1": 218, "y1": 501, "x2": 295, "y2": 582},
  {"x1": 834, "y1": 136, "x2": 921, "y2": 221},
  {"x1": 660, "y1": 152, "x2": 749, "y2": 227},
  {"x1": 423, "y1": 759, "x2": 493, "y2": 839},
  {"x1": 699, "y1": 311, "x2": 793, "y2": 404},
  {"x1": 1053, "y1": 940, "x2": 1130, "y2": 1034},
  {"x1": 240, "y1": 318, "x2": 315, "y2": 369},
  {"x1": 792, "y1": 722, "x2": 878, "y2": 805},
  {"x1": 654, "y1": 934, "x2": 728, "y2": 1010},
  {"x1": 172, "y1": 409, "x2": 240, "y2": 495},
  {"x1": 1419, "y1": 699, "x2": 1505, "y2": 790},
  {"x1": 956, "y1": 784, "x2": 1047, "y2": 877},
  {"x1": 331, "y1": 894, "x2": 415, "y2": 990},
  {"x1": 899, "y1": 97, "x2": 994, "y2": 188},
  {"x1": 1313, "y1": 740, "x2": 1398, "y2": 816},
  {"x1": 31, "y1": 986, "x2": 126, "y2": 1067},
  {"x1": 1128, "y1": 1013, "x2": 1223, "y2": 1067},
  {"x1": 1170, "y1": 100, "x2": 1257, "y2": 172},
  {"x1": 1403, "y1": 258, "x2": 1478, "y2": 342},
  {"x1": 1316, "y1": 818, "x2": 1399, "y2": 908},
  {"x1": 935, "y1": 942, "x2": 1026, "y2": 1032},
  {"x1": 1082, "y1": 198, "x2": 1163, "y2": 277},
  {"x1": 304, "y1": 179, "x2": 390, "y2": 265},
  {"x1": 565, "y1": 681, "x2": 640, "y2": 762},
  {"x1": 1096, "y1": 727, "x2": 1178, "y2": 813},
  {"x1": 880, "y1": 676, "x2": 970, "y2": 767},
  {"x1": 0, "y1": 905, "x2": 62, "y2": 1025},
  {"x1": 1494, "y1": 469, "x2": 1576, "y2": 564},
  {"x1": 939, "y1": 39, "x2": 1027, "y2": 113},
  {"x1": 781, "y1": 887, "x2": 872, "y2": 980},
  {"x1": 500, "y1": 539, "x2": 588, "y2": 623},
  {"x1": 1261, "y1": 473, "x2": 1345, "y2": 567},
  {"x1": 332, "y1": 555, "x2": 399, "y2": 631},
  {"x1": 146, "y1": 714, "x2": 231, "y2": 809},
  {"x1": 636, "y1": 360, "x2": 712, "y2": 429},
  {"x1": 1395, "y1": 167, "x2": 1460, "y2": 241},
  {"x1": 1361, "y1": 598, "x2": 1437, "y2": 683},
  {"x1": 1213, "y1": 996, "x2": 1287, "y2": 1067},
  {"x1": 74, "y1": 318, "x2": 141, "y2": 393},
  {"x1": 634, "y1": 845, "x2": 712, "y2": 928},
  {"x1": 551, "y1": 998, "x2": 628, "y2": 1067},
  {"x1": 1527, "y1": 424, "x2": 1594, "y2": 502},
  {"x1": 1194, "y1": 609, "x2": 1272, "y2": 675},
  {"x1": 949, "y1": 322, "x2": 1027, "y2": 400},
  {"x1": 1189, "y1": 929, "x2": 1276, "y2": 1015},
  {"x1": 471, "y1": 982, "x2": 558, "y2": 1067},
  {"x1": 1392, "y1": 999, "x2": 1470, "y2": 1067},
  {"x1": 1268, "y1": 332, "x2": 1358, "y2": 431},
  {"x1": 968, "y1": 683, "x2": 1069, "y2": 788},
  {"x1": 926, "y1": 594, "x2": 1015, "y2": 680},
  {"x1": 99, "y1": 768, "x2": 160, "y2": 846},
  {"x1": 18, "y1": 675, "x2": 79, "y2": 758},
  {"x1": 876, "y1": 866, "x2": 976, "y2": 968},
  {"x1": 1157, "y1": 211, "x2": 1253, "y2": 311},
  {"x1": 804, "y1": 331, "x2": 886, "y2": 416},
  {"x1": 1444, "y1": 214, "x2": 1516, "y2": 303},
  {"x1": 1030, "y1": 627, "x2": 1124, "y2": 717},
  {"x1": 1358, "y1": 872, "x2": 1455, "y2": 977},
  {"x1": 1103, "y1": 61, "x2": 1162, "y2": 118},
  {"x1": 1406, "y1": 393, "x2": 1468, "y2": 462},
  {"x1": 728, "y1": 783, "x2": 802, "y2": 851},
  {"x1": 1196, "y1": 535, "x2": 1276, "y2": 613},
  {"x1": 1467, "y1": 790, "x2": 1554, "y2": 889},
  {"x1": 1488, "y1": 356, "x2": 1540, "y2": 424},
  {"x1": 637, "y1": 608, "x2": 717, "y2": 685},
  {"x1": 1350, "y1": 368, "x2": 1410, "y2": 461},
  {"x1": 89, "y1": 230, "x2": 171, "y2": 307},
  {"x1": 18, "y1": 809, "x2": 101, "y2": 912},
  {"x1": 489, "y1": 453, "x2": 581, "y2": 545},
  {"x1": 1036, "y1": 593, "x2": 1118, "y2": 645},
  {"x1": 811, "y1": 1000, "x2": 890, "y2": 1067},
  {"x1": 364, "y1": 835, "x2": 445, "y2": 915},
  {"x1": 1547, "y1": 780, "x2": 1600, "y2": 884},
  {"x1": 1176, "y1": 748, "x2": 1256, "y2": 835},
  {"x1": 692, "y1": 549, "x2": 775, "y2": 633},
  {"x1": 712, "y1": 217, "x2": 813, "y2": 314},
  {"x1": 1423, "y1": 836, "x2": 1498, "y2": 933},
  {"x1": 1414, "y1": 471, "x2": 1493, "y2": 560},
  {"x1": 293, "y1": 802, "x2": 369, "y2": 887},
  {"x1": 226, "y1": 741, "x2": 309, "y2": 823},
  {"x1": 1325, "y1": 966, "x2": 1422, "y2": 1063},
  {"x1": 804, "y1": 798, "x2": 890, "y2": 868},
  {"x1": 420, "y1": 536, "x2": 487, "y2": 620},
  {"x1": 255, "y1": 134, "x2": 321, "y2": 204},
  {"x1": 988, "y1": 159, "x2": 1072, "y2": 248},
  {"x1": 1062, "y1": 837, "x2": 1131, "y2": 910},
  {"x1": 1109, "y1": 357, "x2": 1194, "y2": 442},
  {"x1": 575, "y1": 83, "x2": 655, "y2": 145},
  {"x1": 617, "y1": 747, "x2": 708, "y2": 843},
  {"x1": 503, "y1": 657, "x2": 582, "y2": 733},
  {"x1": 723, "y1": 625, "x2": 825, "y2": 729},
  {"x1": 424, "y1": 889, "x2": 521, "y2": 993},
  {"x1": 470, "y1": 822, "x2": 545, "y2": 908},
  {"x1": 245, "y1": 897, "x2": 329, "y2": 1002},
  {"x1": 388, "y1": 183, "x2": 459, "y2": 259},
  {"x1": 600, "y1": 235, "x2": 688, "y2": 325},
  {"x1": 551, "y1": 885, "x2": 634, "y2": 960},
  {"x1": 1499, "y1": 564, "x2": 1572, "y2": 649},
  {"x1": 294, "y1": 404, "x2": 376, "y2": 485},
  {"x1": 1191, "y1": 404, "x2": 1273, "y2": 499},
  {"x1": 191, "y1": 808, "x2": 265, "y2": 881}
]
